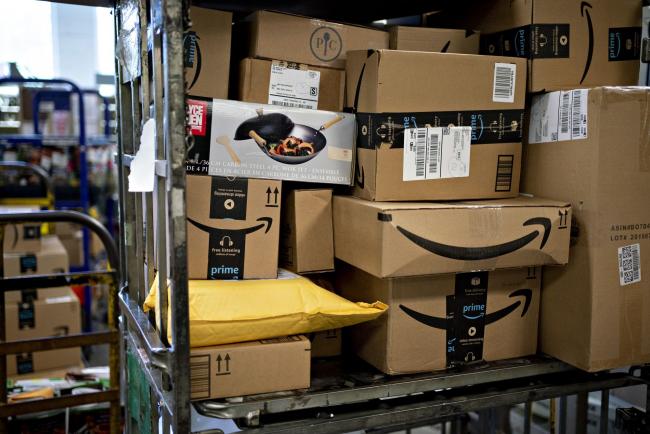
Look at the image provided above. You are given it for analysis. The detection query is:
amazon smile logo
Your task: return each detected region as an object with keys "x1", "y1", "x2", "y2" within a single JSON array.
[
  {"x1": 399, "y1": 288, "x2": 533, "y2": 330},
  {"x1": 396, "y1": 217, "x2": 551, "y2": 261},
  {"x1": 187, "y1": 216, "x2": 273, "y2": 236},
  {"x1": 580, "y1": 1, "x2": 594, "y2": 84}
]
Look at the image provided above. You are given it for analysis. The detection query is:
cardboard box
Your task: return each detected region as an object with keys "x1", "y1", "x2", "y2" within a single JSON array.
[
  {"x1": 346, "y1": 49, "x2": 526, "y2": 201},
  {"x1": 474, "y1": 0, "x2": 642, "y2": 91},
  {"x1": 60, "y1": 231, "x2": 84, "y2": 268},
  {"x1": 389, "y1": 27, "x2": 480, "y2": 54},
  {"x1": 238, "y1": 58, "x2": 345, "y2": 112},
  {"x1": 185, "y1": 7, "x2": 232, "y2": 99},
  {"x1": 241, "y1": 10, "x2": 388, "y2": 69},
  {"x1": 280, "y1": 189, "x2": 334, "y2": 274},
  {"x1": 639, "y1": 6, "x2": 650, "y2": 86},
  {"x1": 337, "y1": 264, "x2": 541, "y2": 374},
  {"x1": 186, "y1": 175, "x2": 281, "y2": 280},
  {"x1": 190, "y1": 335, "x2": 310, "y2": 400},
  {"x1": 6, "y1": 289, "x2": 82, "y2": 375},
  {"x1": 333, "y1": 195, "x2": 570, "y2": 278},
  {"x1": 310, "y1": 329, "x2": 341, "y2": 358},
  {"x1": 523, "y1": 86, "x2": 650, "y2": 371},
  {"x1": 0, "y1": 206, "x2": 42, "y2": 253},
  {"x1": 186, "y1": 97, "x2": 355, "y2": 185}
]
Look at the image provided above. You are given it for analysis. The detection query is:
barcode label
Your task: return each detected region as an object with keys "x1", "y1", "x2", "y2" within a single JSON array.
[
  {"x1": 495, "y1": 155, "x2": 514, "y2": 192},
  {"x1": 618, "y1": 244, "x2": 641, "y2": 286},
  {"x1": 270, "y1": 100, "x2": 314, "y2": 109},
  {"x1": 571, "y1": 89, "x2": 588, "y2": 139},
  {"x1": 528, "y1": 89, "x2": 589, "y2": 144},
  {"x1": 559, "y1": 92, "x2": 570, "y2": 134},
  {"x1": 492, "y1": 63, "x2": 516, "y2": 103},
  {"x1": 403, "y1": 126, "x2": 471, "y2": 181},
  {"x1": 268, "y1": 60, "x2": 320, "y2": 110},
  {"x1": 190, "y1": 355, "x2": 210, "y2": 399}
]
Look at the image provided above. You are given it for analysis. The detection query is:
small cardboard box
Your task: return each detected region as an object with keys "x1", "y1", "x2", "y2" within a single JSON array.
[
  {"x1": 309, "y1": 329, "x2": 341, "y2": 358},
  {"x1": 338, "y1": 264, "x2": 541, "y2": 374},
  {"x1": 346, "y1": 49, "x2": 526, "y2": 201},
  {"x1": 240, "y1": 10, "x2": 388, "y2": 69},
  {"x1": 185, "y1": 97, "x2": 355, "y2": 185},
  {"x1": 60, "y1": 230, "x2": 84, "y2": 268},
  {"x1": 389, "y1": 27, "x2": 480, "y2": 54},
  {"x1": 190, "y1": 335, "x2": 310, "y2": 400},
  {"x1": 333, "y1": 195, "x2": 570, "y2": 278},
  {"x1": 280, "y1": 189, "x2": 334, "y2": 274},
  {"x1": 0, "y1": 206, "x2": 42, "y2": 253},
  {"x1": 186, "y1": 175, "x2": 281, "y2": 280},
  {"x1": 238, "y1": 58, "x2": 345, "y2": 112},
  {"x1": 474, "y1": 0, "x2": 642, "y2": 91},
  {"x1": 523, "y1": 86, "x2": 650, "y2": 372},
  {"x1": 6, "y1": 289, "x2": 82, "y2": 376},
  {"x1": 185, "y1": 7, "x2": 232, "y2": 99}
]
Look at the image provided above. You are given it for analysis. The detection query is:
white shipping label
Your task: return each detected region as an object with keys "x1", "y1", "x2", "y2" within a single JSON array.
[
  {"x1": 268, "y1": 60, "x2": 321, "y2": 110},
  {"x1": 618, "y1": 244, "x2": 641, "y2": 286},
  {"x1": 492, "y1": 63, "x2": 517, "y2": 103},
  {"x1": 529, "y1": 89, "x2": 589, "y2": 143},
  {"x1": 403, "y1": 126, "x2": 471, "y2": 181}
]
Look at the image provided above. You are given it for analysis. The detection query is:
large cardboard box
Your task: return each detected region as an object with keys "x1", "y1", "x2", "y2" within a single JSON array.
[
  {"x1": 6, "y1": 289, "x2": 82, "y2": 375},
  {"x1": 238, "y1": 58, "x2": 345, "y2": 112},
  {"x1": 523, "y1": 86, "x2": 650, "y2": 371},
  {"x1": 185, "y1": 97, "x2": 355, "y2": 185},
  {"x1": 475, "y1": 0, "x2": 642, "y2": 91},
  {"x1": 186, "y1": 175, "x2": 281, "y2": 280},
  {"x1": 334, "y1": 195, "x2": 570, "y2": 278},
  {"x1": 338, "y1": 264, "x2": 541, "y2": 374},
  {"x1": 346, "y1": 49, "x2": 526, "y2": 201},
  {"x1": 280, "y1": 189, "x2": 334, "y2": 274},
  {"x1": 240, "y1": 10, "x2": 388, "y2": 69},
  {"x1": 190, "y1": 336, "x2": 310, "y2": 400},
  {"x1": 389, "y1": 27, "x2": 480, "y2": 54},
  {"x1": 185, "y1": 7, "x2": 232, "y2": 99},
  {"x1": 0, "y1": 206, "x2": 42, "y2": 253}
]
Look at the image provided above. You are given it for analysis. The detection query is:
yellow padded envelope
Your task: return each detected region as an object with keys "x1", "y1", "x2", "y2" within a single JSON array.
[{"x1": 144, "y1": 270, "x2": 388, "y2": 347}]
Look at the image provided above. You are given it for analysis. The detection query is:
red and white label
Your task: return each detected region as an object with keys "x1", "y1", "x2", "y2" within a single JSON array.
[{"x1": 187, "y1": 99, "x2": 208, "y2": 136}]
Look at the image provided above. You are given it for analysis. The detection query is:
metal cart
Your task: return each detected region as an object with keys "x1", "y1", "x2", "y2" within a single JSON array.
[{"x1": 106, "y1": 0, "x2": 650, "y2": 433}]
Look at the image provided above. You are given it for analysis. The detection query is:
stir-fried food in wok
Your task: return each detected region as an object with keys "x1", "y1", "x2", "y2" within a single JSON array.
[{"x1": 267, "y1": 136, "x2": 315, "y2": 156}]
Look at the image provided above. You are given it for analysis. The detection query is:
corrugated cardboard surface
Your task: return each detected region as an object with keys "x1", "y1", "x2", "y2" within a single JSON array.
[
  {"x1": 60, "y1": 231, "x2": 84, "y2": 268},
  {"x1": 190, "y1": 335, "x2": 310, "y2": 400},
  {"x1": 238, "y1": 58, "x2": 345, "y2": 111},
  {"x1": 334, "y1": 195, "x2": 571, "y2": 278},
  {"x1": 0, "y1": 205, "x2": 42, "y2": 253},
  {"x1": 389, "y1": 27, "x2": 480, "y2": 54},
  {"x1": 243, "y1": 10, "x2": 388, "y2": 69},
  {"x1": 280, "y1": 189, "x2": 334, "y2": 274},
  {"x1": 523, "y1": 86, "x2": 650, "y2": 371},
  {"x1": 185, "y1": 8, "x2": 232, "y2": 99},
  {"x1": 5, "y1": 290, "x2": 82, "y2": 375},
  {"x1": 186, "y1": 175, "x2": 281, "y2": 279},
  {"x1": 310, "y1": 329, "x2": 341, "y2": 358},
  {"x1": 338, "y1": 264, "x2": 540, "y2": 374}
]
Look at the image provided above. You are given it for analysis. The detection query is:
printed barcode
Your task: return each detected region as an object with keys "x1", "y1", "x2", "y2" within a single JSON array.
[
  {"x1": 428, "y1": 133, "x2": 440, "y2": 175},
  {"x1": 495, "y1": 155, "x2": 514, "y2": 192},
  {"x1": 493, "y1": 63, "x2": 516, "y2": 103},
  {"x1": 415, "y1": 129, "x2": 427, "y2": 177},
  {"x1": 190, "y1": 355, "x2": 210, "y2": 399},
  {"x1": 271, "y1": 100, "x2": 312, "y2": 109},
  {"x1": 571, "y1": 90, "x2": 582, "y2": 137},
  {"x1": 618, "y1": 244, "x2": 641, "y2": 286},
  {"x1": 559, "y1": 92, "x2": 570, "y2": 134}
]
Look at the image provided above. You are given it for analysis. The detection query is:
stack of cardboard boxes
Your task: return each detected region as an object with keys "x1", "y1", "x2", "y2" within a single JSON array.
[{"x1": 1, "y1": 207, "x2": 82, "y2": 377}]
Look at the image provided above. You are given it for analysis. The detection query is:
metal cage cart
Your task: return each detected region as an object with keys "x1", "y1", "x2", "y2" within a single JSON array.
[{"x1": 109, "y1": 1, "x2": 650, "y2": 433}]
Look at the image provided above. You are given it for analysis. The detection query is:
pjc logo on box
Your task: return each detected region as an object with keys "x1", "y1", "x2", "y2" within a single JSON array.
[
  {"x1": 310, "y1": 26, "x2": 342, "y2": 62},
  {"x1": 187, "y1": 99, "x2": 208, "y2": 136}
]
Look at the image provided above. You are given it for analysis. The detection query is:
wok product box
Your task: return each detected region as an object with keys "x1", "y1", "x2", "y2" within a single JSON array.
[
  {"x1": 333, "y1": 195, "x2": 571, "y2": 278},
  {"x1": 185, "y1": 7, "x2": 232, "y2": 99},
  {"x1": 346, "y1": 49, "x2": 526, "y2": 201},
  {"x1": 190, "y1": 335, "x2": 310, "y2": 400},
  {"x1": 6, "y1": 289, "x2": 81, "y2": 376},
  {"x1": 523, "y1": 86, "x2": 650, "y2": 372},
  {"x1": 310, "y1": 329, "x2": 341, "y2": 358},
  {"x1": 239, "y1": 10, "x2": 389, "y2": 69},
  {"x1": 280, "y1": 188, "x2": 334, "y2": 274},
  {"x1": 389, "y1": 27, "x2": 480, "y2": 54},
  {"x1": 238, "y1": 58, "x2": 346, "y2": 112},
  {"x1": 337, "y1": 264, "x2": 541, "y2": 374},
  {"x1": 186, "y1": 175, "x2": 281, "y2": 280},
  {"x1": 0, "y1": 206, "x2": 42, "y2": 253},
  {"x1": 186, "y1": 97, "x2": 355, "y2": 185},
  {"x1": 473, "y1": 0, "x2": 642, "y2": 91}
]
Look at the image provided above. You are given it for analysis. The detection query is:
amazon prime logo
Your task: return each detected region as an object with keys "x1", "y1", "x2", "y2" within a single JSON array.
[{"x1": 310, "y1": 26, "x2": 342, "y2": 62}]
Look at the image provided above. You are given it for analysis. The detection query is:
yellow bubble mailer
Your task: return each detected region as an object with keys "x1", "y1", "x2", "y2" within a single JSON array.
[{"x1": 144, "y1": 270, "x2": 388, "y2": 347}]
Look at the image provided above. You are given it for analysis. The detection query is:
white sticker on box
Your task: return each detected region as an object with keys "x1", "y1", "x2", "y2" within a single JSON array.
[
  {"x1": 529, "y1": 89, "x2": 589, "y2": 144},
  {"x1": 403, "y1": 126, "x2": 471, "y2": 181},
  {"x1": 268, "y1": 60, "x2": 321, "y2": 110},
  {"x1": 618, "y1": 243, "x2": 641, "y2": 286},
  {"x1": 492, "y1": 63, "x2": 516, "y2": 103}
]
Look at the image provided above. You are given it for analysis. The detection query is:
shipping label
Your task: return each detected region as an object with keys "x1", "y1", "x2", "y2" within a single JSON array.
[
  {"x1": 528, "y1": 89, "x2": 588, "y2": 144},
  {"x1": 618, "y1": 243, "x2": 641, "y2": 286},
  {"x1": 403, "y1": 126, "x2": 471, "y2": 181},
  {"x1": 268, "y1": 60, "x2": 321, "y2": 110},
  {"x1": 492, "y1": 63, "x2": 517, "y2": 103}
]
